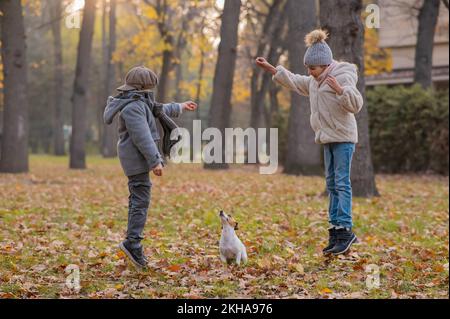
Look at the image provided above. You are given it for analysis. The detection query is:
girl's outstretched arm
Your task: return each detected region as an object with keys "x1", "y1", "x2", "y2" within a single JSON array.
[
  {"x1": 256, "y1": 57, "x2": 311, "y2": 97},
  {"x1": 256, "y1": 57, "x2": 277, "y2": 75}
]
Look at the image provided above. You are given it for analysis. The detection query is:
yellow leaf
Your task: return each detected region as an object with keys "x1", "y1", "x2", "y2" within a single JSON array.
[
  {"x1": 142, "y1": 7, "x2": 158, "y2": 20},
  {"x1": 321, "y1": 288, "x2": 333, "y2": 294},
  {"x1": 115, "y1": 251, "x2": 125, "y2": 260}
]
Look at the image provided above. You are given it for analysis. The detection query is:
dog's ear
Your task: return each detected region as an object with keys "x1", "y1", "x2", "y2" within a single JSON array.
[{"x1": 234, "y1": 222, "x2": 239, "y2": 230}]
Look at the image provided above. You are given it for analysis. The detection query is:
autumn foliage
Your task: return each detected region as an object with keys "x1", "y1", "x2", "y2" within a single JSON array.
[{"x1": 0, "y1": 156, "x2": 448, "y2": 298}]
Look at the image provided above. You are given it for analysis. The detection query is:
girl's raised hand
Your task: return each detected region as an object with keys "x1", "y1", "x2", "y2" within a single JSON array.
[
  {"x1": 255, "y1": 57, "x2": 277, "y2": 75},
  {"x1": 256, "y1": 57, "x2": 267, "y2": 66}
]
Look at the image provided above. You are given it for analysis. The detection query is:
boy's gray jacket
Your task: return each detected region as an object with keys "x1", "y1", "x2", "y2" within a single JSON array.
[{"x1": 103, "y1": 91, "x2": 182, "y2": 176}]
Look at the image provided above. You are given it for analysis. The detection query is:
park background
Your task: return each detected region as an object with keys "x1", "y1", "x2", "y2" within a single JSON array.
[{"x1": 0, "y1": 0, "x2": 448, "y2": 298}]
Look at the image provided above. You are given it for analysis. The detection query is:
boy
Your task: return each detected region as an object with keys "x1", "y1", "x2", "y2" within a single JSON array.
[
  {"x1": 104, "y1": 66, "x2": 197, "y2": 268},
  {"x1": 256, "y1": 29, "x2": 363, "y2": 255}
]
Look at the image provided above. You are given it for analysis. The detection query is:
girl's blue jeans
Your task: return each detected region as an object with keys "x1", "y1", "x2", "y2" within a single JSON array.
[{"x1": 324, "y1": 142, "x2": 355, "y2": 229}]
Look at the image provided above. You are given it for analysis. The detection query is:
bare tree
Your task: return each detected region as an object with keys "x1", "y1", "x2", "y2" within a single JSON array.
[
  {"x1": 284, "y1": 0, "x2": 322, "y2": 176},
  {"x1": 205, "y1": 0, "x2": 241, "y2": 170},
  {"x1": 101, "y1": 0, "x2": 118, "y2": 157},
  {"x1": 70, "y1": 0, "x2": 97, "y2": 169},
  {"x1": 320, "y1": 0, "x2": 379, "y2": 197},
  {"x1": 245, "y1": 0, "x2": 289, "y2": 165},
  {"x1": 142, "y1": 0, "x2": 198, "y2": 103},
  {"x1": 0, "y1": 0, "x2": 29, "y2": 173},
  {"x1": 49, "y1": 0, "x2": 65, "y2": 156},
  {"x1": 194, "y1": 16, "x2": 207, "y2": 120},
  {"x1": 172, "y1": 5, "x2": 196, "y2": 102},
  {"x1": 414, "y1": 0, "x2": 441, "y2": 88},
  {"x1": 98, "y1": 0, "x2": 108, "y2": 152},
  {"x1": 249, "y1": 0, "x2": 286, "y2": 131}
]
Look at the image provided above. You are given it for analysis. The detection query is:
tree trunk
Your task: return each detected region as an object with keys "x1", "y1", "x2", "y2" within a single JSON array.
[
  {"x1": 173, "y1": 9, "x2": 191, "y2": 102},
  {"x1": 0, "y1": 0, "x2": 29, "y2": 173},
  {"x1": 250, "y1": 0, "x2": 285, "y2": 131},
  {"x1": 99, "y1": 0, "x2": 107, "y2": 154},
  {"x1": 194, "y1": 15, "x2": 207, "y2": 120},
  {"x1": 70, "y1": 0, "x2": 96, "y2": 169},
  {"x1": 173, "y1": 62, "x2": 183, "y2": 102},
  {"x1": 260, "y1": 7, "x2": 288, "y2": 128},
  {"x1": 157, "y1": 46, "x2": 174, "y2": 102},
  {"x1": 195, "y1": 49, "x2": 205, "y2": 120},
  {"x1": 205, "y1": 0, "x2": 241, "y2": 170},
  {"x1": 414, "y1": 0, "x2": 440, "y2": 88},
  {"x1": 320, "y1": 0, "x2": 379, "y2": 197},
  {"x1": 284, "y1": 0, "x2": 322, "y2": 176},
  {"x1": 49, "y1": 0, "x2": 65, "y2": 156},
  {"x1": 249, "y1": 0, "x2": 287, "y2": 164},
  {"x1": 260, "y1": 9, "x2": 288, "y2": 154},
  {"x1": 102, "y1": 0, "x2": 118, "y2": 158}
]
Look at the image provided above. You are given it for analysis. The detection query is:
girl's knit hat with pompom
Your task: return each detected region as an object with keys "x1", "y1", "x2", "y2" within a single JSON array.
[{"x1": 303, "y1": 29, "x2": 333, "y2": 66}]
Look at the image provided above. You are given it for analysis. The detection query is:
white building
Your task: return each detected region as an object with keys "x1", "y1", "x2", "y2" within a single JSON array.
[{"x1": 366, "y1": 0, "x2": 449, "y2": 88}]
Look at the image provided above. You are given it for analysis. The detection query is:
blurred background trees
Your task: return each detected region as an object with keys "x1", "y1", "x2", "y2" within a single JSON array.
[{"x1": 0, "y1": 0, "x2": 448, "y2": 190}]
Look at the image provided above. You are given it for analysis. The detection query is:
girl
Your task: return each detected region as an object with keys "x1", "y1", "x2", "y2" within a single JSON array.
[{"x1": 256, "y1": 29, "x2": 363, "y2": 255}]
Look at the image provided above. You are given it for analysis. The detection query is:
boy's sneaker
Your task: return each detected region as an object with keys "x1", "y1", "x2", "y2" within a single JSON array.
[
  {"x1": 119, "y1": 241, "x2": 148, "y2": 269},
  {"x1": 328, "y1": 228, "x2": 357, "y2": 256},
  {"x1": 322, "y1": 227, "x2": 338, "y2": 255}
]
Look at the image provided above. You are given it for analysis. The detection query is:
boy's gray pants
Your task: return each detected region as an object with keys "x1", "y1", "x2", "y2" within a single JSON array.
[{"x1": 126, "y1": 172, "x2": 151, "y2": 249}]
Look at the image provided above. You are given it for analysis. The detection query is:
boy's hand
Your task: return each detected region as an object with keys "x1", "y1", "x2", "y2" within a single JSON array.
[
  {"x1": 182, "y1": 101, "x2": 197, "y2": 111},
  {"x1": 152, "y1": 163, "x2": 163, "y2": 176},
  {"x1": 325, "y1": 75, "x2": 344, "y2": 95},
  {"x1": 256, "y1": 57, "x2": 277, "y2": 75}
]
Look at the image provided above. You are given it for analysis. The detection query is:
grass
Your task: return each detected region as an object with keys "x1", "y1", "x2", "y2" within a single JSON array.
[{"x1": 0, "y1": 155, "x2": 448, "y2": 299}]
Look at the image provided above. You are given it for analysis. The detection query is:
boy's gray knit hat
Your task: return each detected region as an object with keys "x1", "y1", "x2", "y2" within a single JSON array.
[{"x1": 303, "y1": 29, "x2": 333, "y2": 66}]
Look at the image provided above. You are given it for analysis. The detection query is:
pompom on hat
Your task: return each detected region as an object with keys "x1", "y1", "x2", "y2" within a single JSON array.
[
  {"x1": 117, "y1": 66, "x2": 159, "y2": 92},
  {"x1": 303, "y1": 29, "x2": 334, "y2": 66}
]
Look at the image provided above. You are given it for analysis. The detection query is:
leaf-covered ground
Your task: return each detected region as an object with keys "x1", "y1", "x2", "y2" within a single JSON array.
[{"x1": 0, "y1": 155, "x2": 448, "y2": 299}]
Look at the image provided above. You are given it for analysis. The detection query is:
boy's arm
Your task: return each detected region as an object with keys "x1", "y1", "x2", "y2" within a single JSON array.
[
  {"x1": 162, "y1": 102, "x2": 183, "y2": 118},
  {"x1": 121, "y1": 103, "x2": 163, "y2": 170},
  {"x1": 334, "y1": 71, "x2": 363, "y2": 114},
  {"x1": 160, "y1": 101, "x2": 197, "y2": 118},
  {"x1": 272, "y1": 66, "x2": 311, "y2": 97}
]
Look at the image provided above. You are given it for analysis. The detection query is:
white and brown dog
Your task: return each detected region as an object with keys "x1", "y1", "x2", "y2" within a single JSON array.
[{"x1": 219, "y1": 210, "x2": 247, "y2": 265}]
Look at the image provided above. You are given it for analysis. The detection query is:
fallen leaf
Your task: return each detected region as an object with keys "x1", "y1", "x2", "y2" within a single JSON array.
[
  {"x1": 321, "y1": 288, "x2": 333, "y2": 294},
  {"x1": 168, "y1": 264, "x2": 181, "y2": 272},
  {"x1": 292, "y1": 263, "x2": 305, "y2": 275}
]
